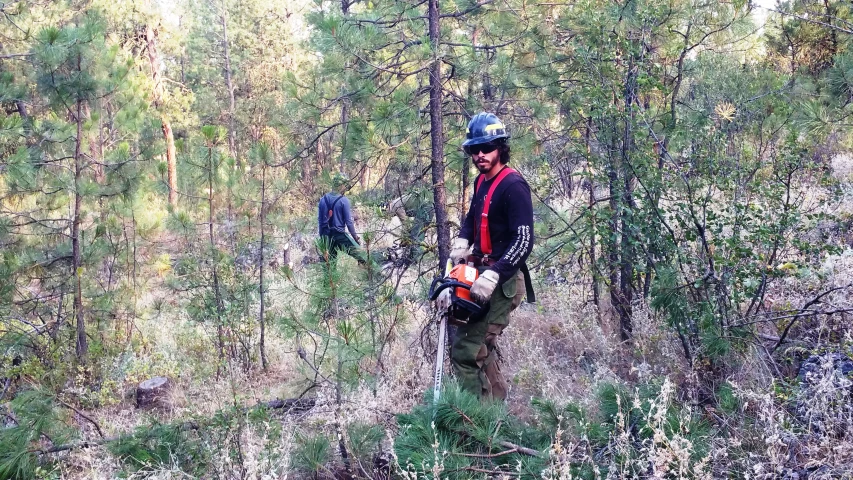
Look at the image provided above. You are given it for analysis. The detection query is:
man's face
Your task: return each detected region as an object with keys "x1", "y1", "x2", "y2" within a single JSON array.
[{"x1": 468, "y1": 143, "x2": 501, "y2": 174}]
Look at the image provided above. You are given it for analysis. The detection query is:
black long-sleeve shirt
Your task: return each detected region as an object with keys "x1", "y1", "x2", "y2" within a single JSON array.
[{"x1": 460, "y1": 169, "x2": 534, "y2": 285}]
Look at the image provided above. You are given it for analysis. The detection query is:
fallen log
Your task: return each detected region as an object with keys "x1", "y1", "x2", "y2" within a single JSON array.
[{"x1": 263, "y1": 397, "x2": 316, "y2": 413}]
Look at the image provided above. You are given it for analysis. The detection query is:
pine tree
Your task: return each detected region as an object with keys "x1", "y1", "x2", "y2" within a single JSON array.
[{"x1": 1, "y1": 8, "x2": 158, "y2": 365}]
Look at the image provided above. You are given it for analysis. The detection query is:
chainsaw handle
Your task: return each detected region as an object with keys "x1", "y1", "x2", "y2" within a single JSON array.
[{"x1": 428, "y1": 277, "x2": 473, "y2": 301}]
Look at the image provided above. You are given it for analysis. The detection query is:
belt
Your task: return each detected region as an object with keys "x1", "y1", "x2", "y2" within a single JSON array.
[
  {"x1": 465, "y1": 255, "x2": 496, "y2": 267},
  {"x1": 465, "y1": 255, "x2": 537, "y2": 303}
]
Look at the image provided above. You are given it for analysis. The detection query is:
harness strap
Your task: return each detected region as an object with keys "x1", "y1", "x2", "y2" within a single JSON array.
[
  {"x1": 474, "y1": 167, "x2": 516, "y2": 256},
  {"x1": 326, "y1": 194, "x2": 344, "y2": 224}
]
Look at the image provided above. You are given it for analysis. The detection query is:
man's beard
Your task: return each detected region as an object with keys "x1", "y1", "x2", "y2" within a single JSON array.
[{"x1": 474, "y1": 155, "x2": 499, "y2": 173}]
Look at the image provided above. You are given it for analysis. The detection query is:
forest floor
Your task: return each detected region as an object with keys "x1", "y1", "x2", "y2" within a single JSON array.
[
  {"x1": 53, "y1": 234, "x2": 654, "y2": 478},
  {"x1": 53, "y1": 158, "x2": 853, "y2": 477}
]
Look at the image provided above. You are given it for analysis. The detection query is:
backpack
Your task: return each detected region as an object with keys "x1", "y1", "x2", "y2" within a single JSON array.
[{"x1": 325, "y1": 194, "x2": 344, "y2": 228}]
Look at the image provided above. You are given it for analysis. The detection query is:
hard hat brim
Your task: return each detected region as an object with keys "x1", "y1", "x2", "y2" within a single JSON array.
[{"x1": 461, "y1": 134, "x2": 508, "y2": 147}]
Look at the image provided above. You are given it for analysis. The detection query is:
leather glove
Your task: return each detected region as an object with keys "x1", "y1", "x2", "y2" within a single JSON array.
[
  {"x1": 436, "y1": 288, "x2": 452, "y2": 314},
  {"x1": 450, "y1": 238, "x2": 470, "y2": 265},
  {"x1": 470, "y1": 270, "x2": 499, "y2": 305}
]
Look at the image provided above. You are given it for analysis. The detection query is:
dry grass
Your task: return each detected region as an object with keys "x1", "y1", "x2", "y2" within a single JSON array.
[{"x1": 48, "y1": 176, "x2": 853, "y2": 477}]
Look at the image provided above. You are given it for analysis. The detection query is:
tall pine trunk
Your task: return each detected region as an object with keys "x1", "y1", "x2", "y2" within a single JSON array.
[
  {"x1": 144, "y1": 24, "x2": 178, "y2": 207},
  {"x1": 258, "y1": 155, "x2": 268, "y2": 371},
  {"x1": 219, "y1": 8, "x2": 238, "y2": 254},
  {"x1": 606, "y1": 145, "x2": 624, "y2": 339},
  {"x1": 221, "y1": 9, "x2": 237, "y2": 163},
  {"x1": 207, "y1": 143, "x2": 226, "y2": 377},
  {"x1": 586, "y1": 118, "x2": 600, "y2": 310},
  {"x1": 73, "y1": 92, "x2": 87, "y2": 362},
  {"x1": 337, "y1": 0, "x2": 350, "y2": 173},
  {"x1": 163, "y1": 121, "x2": 178, "y2": 206},
  {"x1": 617, "y1": 58, "x2": 638, "y2": 341},
  {"x1": 429, "y1": 0, "x2": 450, "y2": 268}
]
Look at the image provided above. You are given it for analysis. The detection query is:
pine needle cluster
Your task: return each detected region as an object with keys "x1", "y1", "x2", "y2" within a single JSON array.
[
  {"x1": 393, "y1": 379, "x2": 715, "y2": 479},
  {"x1": 0, "y1": 390, "x2": 71, "y2": 480},
  {"x1": 395, "y1": 385, "x2": 549, "y2": 479}
]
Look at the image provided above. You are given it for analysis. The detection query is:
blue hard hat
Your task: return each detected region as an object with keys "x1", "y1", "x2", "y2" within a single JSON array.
[{"x1": 462, "y1": 112, "x2": 509, "y2": 147}]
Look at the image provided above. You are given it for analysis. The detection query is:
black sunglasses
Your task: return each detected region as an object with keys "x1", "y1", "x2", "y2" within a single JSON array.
[{"x1": 463, "y1": 143, "x2": 499, "y2": 156}]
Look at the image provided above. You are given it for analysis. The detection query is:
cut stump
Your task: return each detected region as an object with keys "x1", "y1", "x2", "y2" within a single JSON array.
[{"x1": 136, "y1": 376, "x2": 171, "y2": 409}]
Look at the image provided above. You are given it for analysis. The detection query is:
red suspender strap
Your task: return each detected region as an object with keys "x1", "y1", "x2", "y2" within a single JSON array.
[{"x1": 476, "y1": 167, "x2": 516, "y2": 256}]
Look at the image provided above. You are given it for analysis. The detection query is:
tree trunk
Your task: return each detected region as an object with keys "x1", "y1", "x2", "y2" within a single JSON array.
[
  {"x1": 338, "y1": 102, "x2": 348, "y2": 172},
  {"x1": 207, "y1": 144, "x2": 226, "y2": 377},
  {"x1": 586, "y1": 119, "x2": 600, "y2": 310},
  {"x1": 219, "y1": 7, "x2": 238, "y2": 253},
  {"x1": 258, "y1": 157, "x2": 268, "y2": 371},
  {"x1": 429, "y1": 0, "x2": 450, "y2": 268},
  {"x1": 606, "y1": 148, "x2": 624, "y2": 340},
  {"x1": 73, "y1": 92, "x2": 87, "y2": 362},
  {"x1": 15, "y1": 100, "x2": 29, "y2": 126},
  {"x1": 460, "y1": 157, "x2": 469, "y2": 225},
  {"x1": 179, "y1": 16, "x2": 186, "y2": 84},
  {"x1": 361, "y1": 161, "x2": 370, "y2": 189},
  {"x1": 460, "y1": 28, "x2": 479, "y2": 224},
  {"x1": 163, "y1": 121, "x2": 178, "y2": 206},
  {"x1": 136, "y1": 376, "x2": 172, "y2": 409},
  {"x1": 81, "y1": 102, "x2": 104, "y2": 183},
  {"x1": 823, "y1": 0, "x2": 838, "y2": 63},
  {"x1": 221, "y1": 8, "x2": 237, "y2": 163},
  {"x1": 617, "y1": 59, "x2": 638, "y2": 342},
  {"x1": 338, "y1": 0, "x2": 351, "y2": 172},
  {"x1": 144, "y1": 23, "x2": 178, "y2": 207}
]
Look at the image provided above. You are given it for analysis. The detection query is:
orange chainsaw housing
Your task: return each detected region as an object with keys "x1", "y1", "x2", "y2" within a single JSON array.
[
  {"x1": 428, "y1": 263, "x2": 484, "y2": 325},
  {"x1": 448, "y1": 264, "x2": 478, "y2": 302}
]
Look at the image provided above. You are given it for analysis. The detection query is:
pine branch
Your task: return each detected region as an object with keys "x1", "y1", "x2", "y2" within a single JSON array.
[
  {"x1": 771, "y1": 284, "x2": 853, "y2": 353},
  {"x1": 459, "y1": 447, "x2": 519, "y2": 458},
  {"x1": 463, "y1": 466, "x2": 520, "y2": 476},
  {"x1": 57, "y1": 400, "x2": 104, "y2": 438},
  {"x1": 767, "y1": 7, "x2": 853, "y2": 35},
  {"x1": 0, "y1": 52, "x2": 33, "y2": 59},
  {"x1": 499, "y1": 441, "x2": 541, "y2": 458},
  {"x1": 449, "y1": 406, "x2": 541, "y2": 457},
  {"x1": 440, "y1": 0, "x2": 494, "y2": 18},
  {"x1": 36, "y1": 397, "x2": 316, "y2": 456}
]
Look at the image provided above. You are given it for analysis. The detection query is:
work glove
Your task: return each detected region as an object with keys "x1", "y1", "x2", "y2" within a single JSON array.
[
  {"x1": 470, "y1": 270, "x2": 499, "y2": 305},
  {"x1": 450, "y1": 237, "x2": 470, "y2": 265},
  {"x1": 436, "y1": 288, "x2": 452, "y2": 314}
]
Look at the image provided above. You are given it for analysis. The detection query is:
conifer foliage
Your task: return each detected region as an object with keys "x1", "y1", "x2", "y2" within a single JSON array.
[{"x1": 3, "y1": 0, "x2": 853, "y2": 477}]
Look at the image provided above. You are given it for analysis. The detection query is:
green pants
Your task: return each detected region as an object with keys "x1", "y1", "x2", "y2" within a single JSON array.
[
  {"x1": 321, "y1": 232, "x2": 366, "y2": 264},
  {"x1": 450, "y1": 269, "x2": 524, "y2": 401}
]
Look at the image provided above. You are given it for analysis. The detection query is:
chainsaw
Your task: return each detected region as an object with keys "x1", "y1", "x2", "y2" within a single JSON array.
[
  {"x1": 428, "y1": 262, "x2": 484, "y2": 325},
  {"x1": 428, "y1": 261, "x2": 485, "y2": 404}
]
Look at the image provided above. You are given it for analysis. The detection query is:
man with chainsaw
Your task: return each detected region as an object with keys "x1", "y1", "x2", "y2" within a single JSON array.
[
  {"x1": 445, "y1": 112, "x2": 535, "y2": 401},
  {"x1": 318, "y1": 173, "x2": 366, "y2": 264}
]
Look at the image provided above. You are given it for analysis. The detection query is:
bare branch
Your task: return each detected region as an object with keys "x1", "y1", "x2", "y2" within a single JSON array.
[
  {"x1": 766, "y1": 7, "x2": 853, "y2": 35},
  {"x1": 0, "y1": 52, "x2": 33, "y2": 59}
]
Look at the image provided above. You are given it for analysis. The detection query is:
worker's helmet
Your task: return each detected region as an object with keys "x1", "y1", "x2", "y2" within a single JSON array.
[{"x1": 462, "y1": 112, "x2": 509, "y2": 147}]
